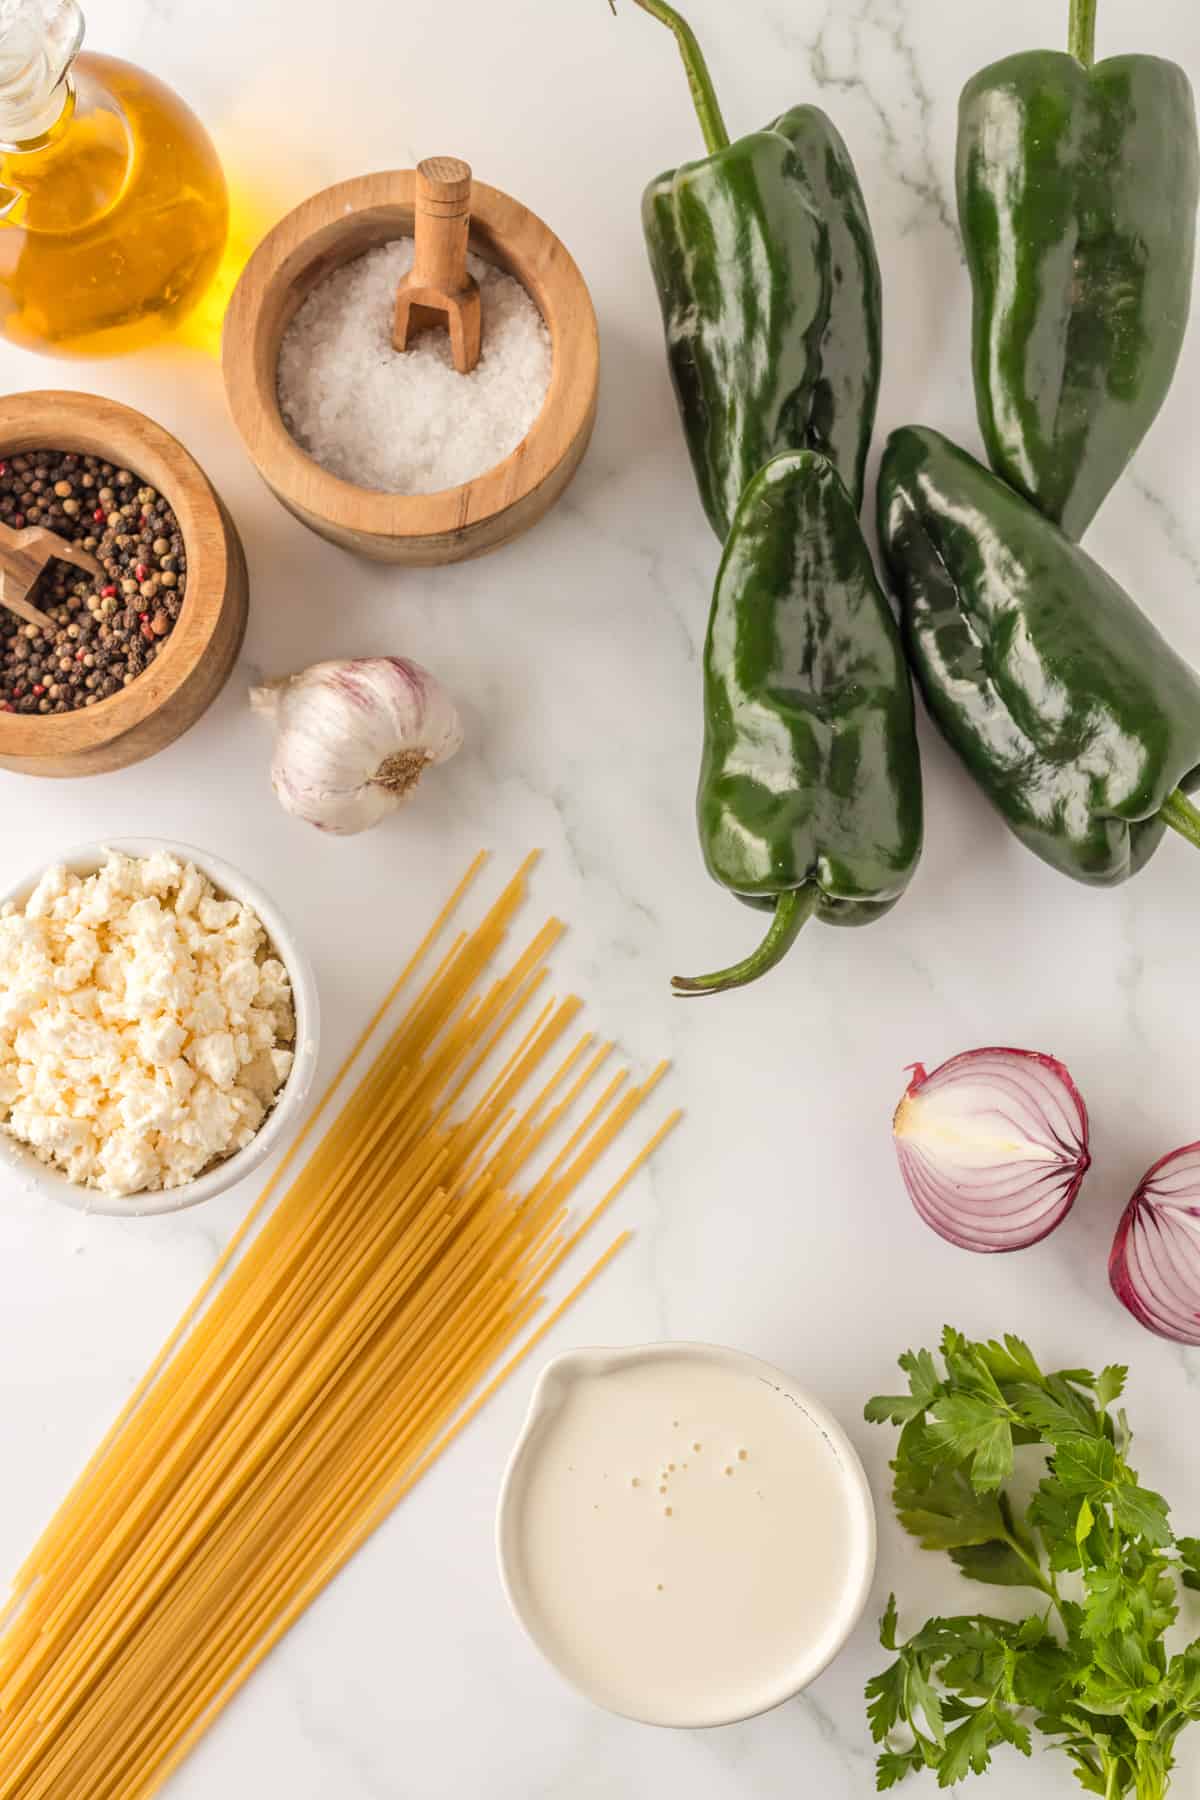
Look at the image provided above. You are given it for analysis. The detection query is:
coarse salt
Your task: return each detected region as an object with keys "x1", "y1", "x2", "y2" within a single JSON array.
[{"x1": 277, "y1": 239, "x2": 553, "y2": 495}]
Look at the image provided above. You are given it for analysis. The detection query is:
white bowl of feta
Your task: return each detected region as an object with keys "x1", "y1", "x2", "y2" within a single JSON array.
[{"x1": 0, "y1": 839, "x2": 320, "y2": 1217}]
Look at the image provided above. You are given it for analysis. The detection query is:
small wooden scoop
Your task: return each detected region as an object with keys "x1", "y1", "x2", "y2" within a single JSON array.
[
  {"x1": 393, "y1": 156, "x2": 483, "y2": 375},
  {"x1": 0, "y1": 520, "x2": 104, "y2": 633}
]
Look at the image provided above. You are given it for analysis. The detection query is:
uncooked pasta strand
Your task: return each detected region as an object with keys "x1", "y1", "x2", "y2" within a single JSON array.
[
  {"x1": 10, "y1": 854, "x2": 492, "y2": 1603},
  {"x1": 0, "y1": 857, "x2": 678, "y2": 1800},
  {"x1": 124, "y1": 1238, "x2": 633, "y2": 1800}
]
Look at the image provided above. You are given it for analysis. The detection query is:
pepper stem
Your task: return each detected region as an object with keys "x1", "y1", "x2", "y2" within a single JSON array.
[
  {"x1": 1069, "y1": 0, "x2": 1097, "y2": 65},
  {"x1": 672, "y1": 884, "x2": 818, "y2": 997},
  {"x1": 618, "y1": 0, "x2": 730, "y2": 154},
  {"x1": 1160, "y1": 787, "x2": 1200, "y2": 852}
]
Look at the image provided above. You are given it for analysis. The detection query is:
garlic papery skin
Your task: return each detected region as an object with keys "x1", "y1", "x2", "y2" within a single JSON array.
[{"x1": 250, "y1": 658, "x2": 463, "y2": 836}]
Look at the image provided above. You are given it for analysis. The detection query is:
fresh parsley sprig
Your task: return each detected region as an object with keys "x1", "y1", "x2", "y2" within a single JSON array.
[{"x1": 865, "y1": 1329, "x2": 1200, "y2": 1797}]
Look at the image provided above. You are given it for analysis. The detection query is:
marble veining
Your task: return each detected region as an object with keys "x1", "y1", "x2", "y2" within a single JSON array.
[{"x1": 803, "y1": 0, "x2": 958, "y2": 238}]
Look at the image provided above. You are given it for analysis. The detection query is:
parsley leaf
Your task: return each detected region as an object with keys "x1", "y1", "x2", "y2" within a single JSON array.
[
  {"x1": 1047, "y1": 1437, "x2": 1173, "y2": 1548},
  {"x1": 949, "y1": 1540, "x2": 1039, "y2": 1589},
  {"x1": 926, "y1": 1394, "x2": 1014, "y2": 1492},
  {"x1": 866, "y1": 1348, "x2": 944, "y2": 1426},
  {"x1": 1166, "y1": 1648, "x2": 1200, "y2": 1716},
  {"x1": 1112, "y1": 1481, "x2": 1173, "y2": 1550},
  {"x1": 877, "y1": 1747, "x2": 927, "y2": 1791},
  {"x1": 937, "y1": 1709, "x2": 1002, "y2": 1785},
  {"x1": 867, "y1": 1657, "x2": 907, "y2": 1742},
  {"x1": 1178, "y1": 1538, "x2": 1200, "y2": 1594},
  {"x1": 864, "y1": 1331, "x2": 1200, "y2": 1797},
  {"x1": 1052, "y1": 1435, "x2": 1116, "y2": 1496},
  {"x1": 1007, "y1": 1377, "x2": 1101, "y2": 1442},
  {"x1": 907, "y1": 1658, "x2": 947, "y2": 1746},
  {"x1": 1081, "y1": 1566, "x2": 1137, "y2": 1640},
  {"x1": 1096, "y1": 1365, "x2": 1128, "y2": 1409},
  {"x1": 893, "y1": 1460, "x2": 1010, "y2": 1554},
  {"x1": 977, "y1": 1335, "x2": 1043, "y2": 1385},
  {"x1": 1029, "y1": 1477, "x2": 1089, "y2": 1572}
]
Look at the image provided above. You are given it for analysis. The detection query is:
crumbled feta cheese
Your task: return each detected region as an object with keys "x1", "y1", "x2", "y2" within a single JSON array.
[
  {"x1": 0, "y1": 852, "x2": 295, "y2": 1196},
  {"x1": 137, "y1": 1014, "x2": 187, "y2": 1065},
  {"x1": 198, "y1": 896, "x2": 240, "y2": 932},
  {"x1": 138, "y1": 851, "x2": 184, "y2": 897},
  {"x1": 175, "y1": 862, "x2": 204, "y2": 916},
  {"x1": 24, "y1": 863, "x2": 69, "y2": 919},
  {"x1": 191, "y1": 1030, "x2": 239, "y2": 1090},
  {"x1": 257, "y1": 958, "x2": 291, "y2": 1006},
  {"x1": 220, "y1": 955, "x2": 260, "y2": 1019}
]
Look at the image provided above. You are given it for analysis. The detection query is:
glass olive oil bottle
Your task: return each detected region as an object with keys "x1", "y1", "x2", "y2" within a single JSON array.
[{"x1": 0, "y1": 0, "x2": 228, "y2": 354}]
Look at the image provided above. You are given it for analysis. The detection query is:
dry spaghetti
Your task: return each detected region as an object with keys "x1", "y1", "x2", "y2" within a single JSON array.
[{"x1": 0, "y1": 854, "x2": 678, "y2": 1799}]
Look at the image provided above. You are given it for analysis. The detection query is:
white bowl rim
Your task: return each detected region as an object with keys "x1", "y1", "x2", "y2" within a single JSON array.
[
  {"x1": 0, "y1": 837, "x2": 320, "y2": 1218},
  {"x1": 495, "y1": 1339, "x2": 878, "y2": 1730}
]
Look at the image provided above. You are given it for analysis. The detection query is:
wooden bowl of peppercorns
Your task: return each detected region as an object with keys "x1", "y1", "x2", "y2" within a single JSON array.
[{"x1": 0, "y1": 392, "x2": 248, "y2": 778}]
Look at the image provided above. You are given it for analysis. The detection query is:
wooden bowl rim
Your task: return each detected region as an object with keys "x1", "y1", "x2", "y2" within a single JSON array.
[
  {"x1": 222, "y1": 170, "x2": 599, "y2": 541},
  {"x1": 0, "y1": 391, "x2": 232, "y2": 758}
]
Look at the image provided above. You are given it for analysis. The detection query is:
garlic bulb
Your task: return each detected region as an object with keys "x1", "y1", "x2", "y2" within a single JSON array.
[{"x1": 250, "y1": 658, "x2": 463, "y2": 835}]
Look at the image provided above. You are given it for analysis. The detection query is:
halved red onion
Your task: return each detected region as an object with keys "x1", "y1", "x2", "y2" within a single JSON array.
[
  {"x1": 1110, "y1": 1144, "x2": 1200, "y2": 1345},
  {"x1": 893, "y1": 1048, "x2": 1091, "y2": 1254}
]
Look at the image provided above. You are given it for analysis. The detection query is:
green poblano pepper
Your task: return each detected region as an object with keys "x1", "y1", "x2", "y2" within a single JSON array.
[
  {"x1": 878, "y1": 426, "x2": 1200, "y2": 886},
  {"x1": 674, "y1": 451, "x2": 923, "y2": 997},
  {"x1": 623, "y1": 0, "x2": 882, "y2": 537},
  {"x1": 958, "y1": 0, "x2": 1199, "y2": 540}
]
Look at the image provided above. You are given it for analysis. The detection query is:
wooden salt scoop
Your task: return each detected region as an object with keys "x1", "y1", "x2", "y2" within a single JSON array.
[
  {"x1": 393, "y1": 156, "x2": 482, "y2": 374},
  {"x1": 0, "y1": 520, "x2": 104, "y2": 633}
]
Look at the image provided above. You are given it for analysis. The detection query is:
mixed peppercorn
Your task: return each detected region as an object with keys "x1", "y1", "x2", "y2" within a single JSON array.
[{"x1": 0, "y1": 450, "x2": 186, "y2": 716}]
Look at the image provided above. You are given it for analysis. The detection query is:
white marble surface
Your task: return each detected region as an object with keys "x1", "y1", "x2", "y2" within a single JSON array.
[{"x1": 2, "y1": 0, "x2": 1200, "y2": 1794}]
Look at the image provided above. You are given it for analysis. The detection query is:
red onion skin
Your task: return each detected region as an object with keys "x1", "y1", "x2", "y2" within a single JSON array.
[
  {"x1": 1110, "y1": 1142, "x2": 1200, "y2": 1346},
  {"x1": 894, "y1": 1048, "x2": 1091, "y2": 1256}
]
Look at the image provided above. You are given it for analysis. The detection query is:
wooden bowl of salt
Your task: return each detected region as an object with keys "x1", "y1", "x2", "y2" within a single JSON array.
[{"x1": 223, "y1": 160, "x2": 600, "y2": 566}]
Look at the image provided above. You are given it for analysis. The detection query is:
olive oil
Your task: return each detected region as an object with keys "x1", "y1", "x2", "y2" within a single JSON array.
[{"x1": 0, "y1": 10, "x2": 227, "y2": 356}]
